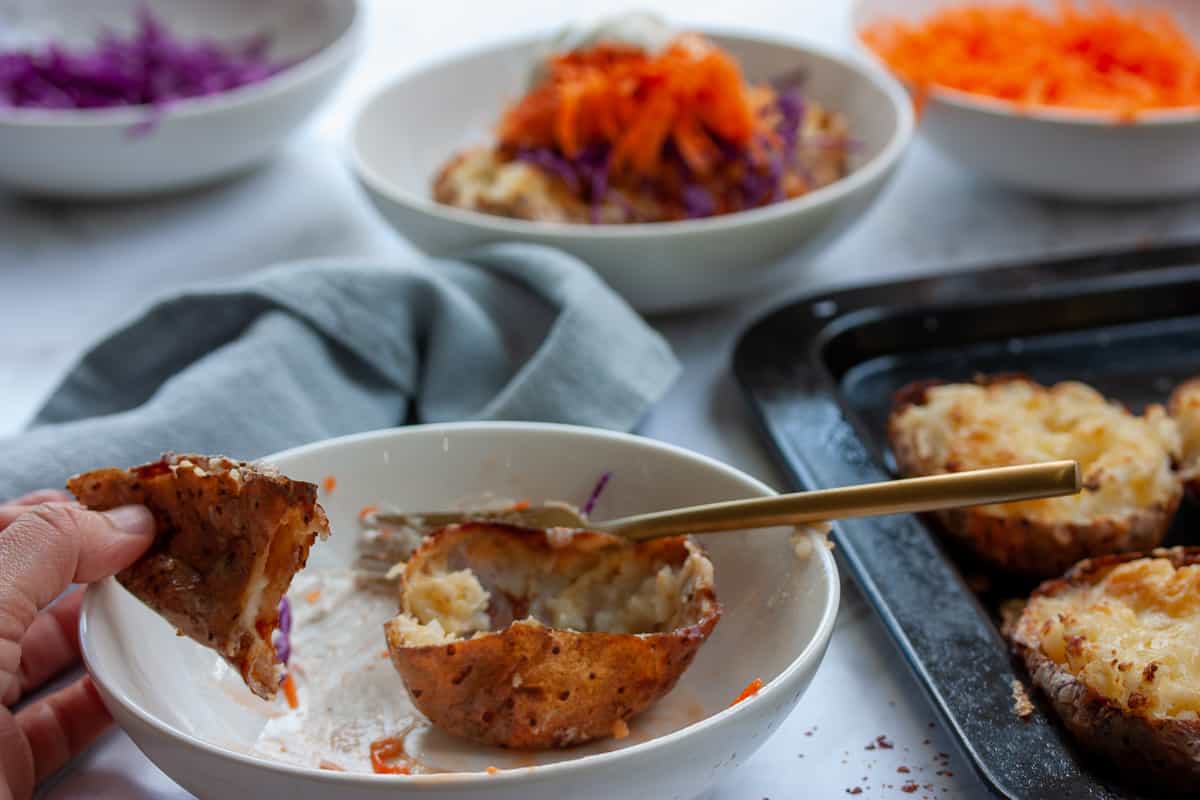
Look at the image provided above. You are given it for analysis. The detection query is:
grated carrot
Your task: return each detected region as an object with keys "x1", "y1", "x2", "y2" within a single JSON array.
[
  {"x1": 731, "y1": 678, "x2": 764, "y2": 706},
  {"x1": 497, "y1": 34, "x2": 768, "y2": 180},
  {"x1": 358, "y1": 503, "x2": 378, "y2": 520},
  {"x1": 510, "y1": 499, "x2": 531, "y2": 512},
  {"x1": 281, "y1": 673, "x2": 299, "y2": 709},
  {"x1": 321, "y1": 475, "x2": 337, "y2": 494},
  {"x1": 861, "y1": 2, "x2": 1200, "y2": 120},
  {"x1": 304, "y1": 589, "x2": 322, "y2": 604},
  {"x1": 486, "y1": 766, "x2": 500, "y2": 775}
]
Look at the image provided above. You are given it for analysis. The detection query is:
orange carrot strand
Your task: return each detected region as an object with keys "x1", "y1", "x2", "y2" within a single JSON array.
[
  {"x1": 281, "y1": 673, "x2": 299, "y2": 709},
  {"x1": 731, "y1": 678, "x2": 764, "y2": 706}
]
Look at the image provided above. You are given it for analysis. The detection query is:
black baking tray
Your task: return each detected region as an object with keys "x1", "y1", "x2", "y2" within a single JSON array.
[{"x1": 733, "y1": 242, "x2": 1200, "y2": 800}]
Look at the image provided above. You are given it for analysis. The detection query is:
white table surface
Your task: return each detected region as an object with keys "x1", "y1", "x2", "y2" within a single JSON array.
[{"x1": 7, "y1": 2, "x2": 1200, "y2": 798}]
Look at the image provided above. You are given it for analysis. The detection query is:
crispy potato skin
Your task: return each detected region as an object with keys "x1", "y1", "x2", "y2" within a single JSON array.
[
  {"x1": 68, "y1": 454, "x2": 329, "y2": 699},
  {"x1": 1169, "y1": 377, "x2": 1200, "y2": 498},
  {"x1": 930, "y1": 502, "x2": 1178, "y2": 578},
  {"x1": 387, "y1": 616, "x2": 716, "y2": 749},
  {"x1": 1011, "y1": 549, "x2": 1200, "y2": 794},
  {"x1": 889, "y1": 375, "x2": 1179, "y2": 577},
  {"x1": 385, "y1": 524, "x2": 720, "y2": 749}
]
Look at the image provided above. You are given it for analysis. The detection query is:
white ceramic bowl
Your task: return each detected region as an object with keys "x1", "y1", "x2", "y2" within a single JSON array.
[
  {"x1": 853, "y1": 0, "x2": 1200, "y2": 201},
  {"x1": 350, "y1": 30, "x2": 913, "y2": 313},
  {"x1": 0, "y1": 0, "x2": 361, "y2": 197},
  {"x1": 80, "y1": 423, "x2": 838, "y2": 800}
]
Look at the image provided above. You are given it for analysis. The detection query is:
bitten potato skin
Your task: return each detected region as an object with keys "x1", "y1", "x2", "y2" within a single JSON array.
[
  {"x1": 384, "y1": 523, "x2": 720, "y2": 749},
  {"x1": 69, "y1": 454, "x2": 329, "y2": 699},
  {"x1": 1010, "y1": 549, "x2": 1200, "y2": 794},
  {"x1": 888, "y1": 375, "x2": 1182, "y2": 577}
]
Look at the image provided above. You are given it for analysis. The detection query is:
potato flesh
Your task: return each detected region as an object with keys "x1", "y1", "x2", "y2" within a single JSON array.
[
  {"x1": 1030, "y1": 558, "x2": 1200, "y2": 719},
  {"x1": 399, "y1": 539, "x2": 714, "y2": 643},
  {"x1": 893, "y1": 380, "x2": 1180, "y2": 525},
  {"x1": 403, "y1": 569, "x2": 491, "y2": 637}
]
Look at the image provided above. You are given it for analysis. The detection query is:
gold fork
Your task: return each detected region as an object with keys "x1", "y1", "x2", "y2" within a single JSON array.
[{"x1": 373, "y1": 460, "x2": 1080, "y2": 543}]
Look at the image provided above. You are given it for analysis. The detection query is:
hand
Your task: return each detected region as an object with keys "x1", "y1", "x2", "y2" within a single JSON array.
[{"x1": 0, "y1": 490, "x2": 154, "y2": 800}]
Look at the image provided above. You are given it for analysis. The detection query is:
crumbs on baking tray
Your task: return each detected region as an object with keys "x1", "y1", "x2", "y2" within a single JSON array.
[{"x1": 1011, "y1": 678, "x2": 1035, "y2": 719}]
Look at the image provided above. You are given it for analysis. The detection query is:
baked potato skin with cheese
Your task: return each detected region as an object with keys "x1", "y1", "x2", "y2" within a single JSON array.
[
  {"x1": 1010, "y1": 548, "x2": 1200, "y2": 793},
  {"x1": 1169, "y1": 377, "x2": 1200, "y2": 497},
  {"x1": 888, "y1": 375, "x2": 1182, "y2": 577},
  {"x1": 384, "y1": 523, "x2": 720, "y2": 749}
]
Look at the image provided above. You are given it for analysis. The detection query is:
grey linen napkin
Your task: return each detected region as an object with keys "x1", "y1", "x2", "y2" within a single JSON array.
[{"x1": 0, "y1": 243, "x2": 679, "y2": 499}]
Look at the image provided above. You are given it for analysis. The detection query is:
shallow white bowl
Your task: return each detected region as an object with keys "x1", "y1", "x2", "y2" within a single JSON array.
[
  {"x1": 350, "y1": 30, "x2": 912, "y2": 313},
  {"x1": 854, "y1": 0, "x2": 1200, "y2": 201},
  {"x1": 0, "y1": 0, "x2": 361, "y2": 197},
  {"x1": 80, "y1": 423, "x2": 839, "y2": 800}
]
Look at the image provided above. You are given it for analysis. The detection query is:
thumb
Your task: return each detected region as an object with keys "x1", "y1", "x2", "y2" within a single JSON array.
[{"x1": 0, "y1": 503, "x2": 155, "y2": 632}]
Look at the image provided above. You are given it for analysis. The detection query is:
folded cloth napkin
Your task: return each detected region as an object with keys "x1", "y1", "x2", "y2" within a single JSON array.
[{"x1": 0, "y1": 243, "x2": 679, "y2": 499}]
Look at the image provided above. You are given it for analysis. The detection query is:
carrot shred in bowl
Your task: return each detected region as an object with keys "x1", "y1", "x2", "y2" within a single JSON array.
[
  {"x1": 281, "y1": 672, "x2": 299, "y2": 709},
  {"x1": 860, "y1": 1, "x2": 1200, "y2": 120},
  {"x1": 731, "y1": 677, "x2": 764, "y2": 706},
  {"x1": 497, "y1": 34, "x2": 768, "y2": 180}
]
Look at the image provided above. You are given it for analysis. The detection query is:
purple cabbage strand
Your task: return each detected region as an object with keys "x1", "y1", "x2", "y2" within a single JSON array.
[{"x1": 273, "y1": 597, "x2": 292, "y2": 666}]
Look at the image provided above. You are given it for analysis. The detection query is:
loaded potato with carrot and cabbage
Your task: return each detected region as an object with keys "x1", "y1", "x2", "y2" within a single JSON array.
[{"x1": 433, "y1": 24, "x2": 852, "y2": 224}]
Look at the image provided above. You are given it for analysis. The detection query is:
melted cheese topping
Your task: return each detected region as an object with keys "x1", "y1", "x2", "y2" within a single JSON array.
[
  {"x1": 1172, "y1": 380, "x2": 1200, "y2": 479},
  {"x1": 893, "y1": 380, "x2": 1180, "y2": 524},
  {"x1": 1031, "y1": 558, "x2": 1200, "y2": 718}
]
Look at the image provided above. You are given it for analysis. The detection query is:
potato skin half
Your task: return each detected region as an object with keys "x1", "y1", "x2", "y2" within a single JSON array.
[
  {"x1": 1011, "y1": 548, "x2": 1200, "y2": 794},
  {"x1": 387, "y1": 615, "x2": 717, "y2": 749},
  {"x1": 889, "y1": 376, "x2": 1178, "y2": 578},
  {"x1": 384, "y1": 524, "x2": 721, "y2": 749}
]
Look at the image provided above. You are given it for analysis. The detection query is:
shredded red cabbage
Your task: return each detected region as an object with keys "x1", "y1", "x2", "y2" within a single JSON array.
[
  {"x1": 515, "y1": 147, "x2": 580, "y2": 192},
  {"x1": 775, "y1": 88, "x2": 805, "y2": 156},
  {"x1": 681, "y1": 184, "x2": 716, "y2": 218},
  {"x1": 273, "y1": 596, "x2": 292, "y2": 666},
  {"x1": 516, "y1": 143, "x2": 613, "y2": 221},
  {"x1": 581, "y1": 471, "x2": 612, "y2": 517},
  {"x1": 0, "y1": 7, "x2": 289, "y2": 115}
]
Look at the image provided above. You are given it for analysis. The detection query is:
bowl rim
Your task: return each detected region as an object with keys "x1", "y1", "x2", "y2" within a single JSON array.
[
  {"x1": 79, "y1": 421, "x2": 840, "y2": 788},
  {"x1": 849, "y1": 0, "x2": 1200, "y2": 127},
  {"x1": 0, "y1": 0, "x2": 364, "y2": 128},
  {"x1": 347, "y1": 24, "x2": 914, "y2": 239}
]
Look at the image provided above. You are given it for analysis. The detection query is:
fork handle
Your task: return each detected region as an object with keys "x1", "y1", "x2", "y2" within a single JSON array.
[{"x1": 597, "y1": 461, "x2": 1080, "y2": 543}]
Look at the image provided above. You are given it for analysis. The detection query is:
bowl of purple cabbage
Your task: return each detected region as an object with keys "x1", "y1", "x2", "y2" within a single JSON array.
[
  {"x1": 351, "y1": 21, "x2": 914, "y2": 313},
  {"x1": 0, "y1": 0, "x2": 360, "y2": 196}
]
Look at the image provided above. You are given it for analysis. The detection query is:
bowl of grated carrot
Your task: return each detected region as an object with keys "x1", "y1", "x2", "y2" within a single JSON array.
[
  {"x1": 855, "y1": 0, "x2": 1200, "y2": 201},
  {"x1": 350, "y1": 18, "x2": 913, "y2": 313}
]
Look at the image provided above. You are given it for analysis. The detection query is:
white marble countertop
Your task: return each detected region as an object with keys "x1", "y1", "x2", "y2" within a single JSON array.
[{"x1": 7, "y1": 2, "x2": 1200, "y2": 798}]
